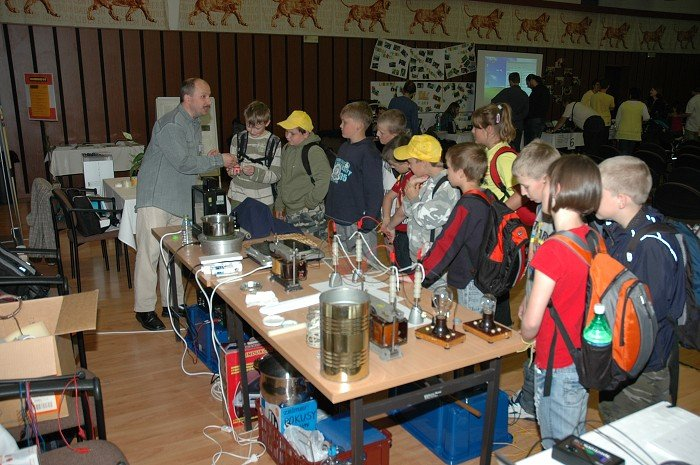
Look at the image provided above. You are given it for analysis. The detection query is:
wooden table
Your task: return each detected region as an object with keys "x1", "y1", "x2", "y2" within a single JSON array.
[{"x1": 153, "y1": 227, "x2": 526, "y2": 465}]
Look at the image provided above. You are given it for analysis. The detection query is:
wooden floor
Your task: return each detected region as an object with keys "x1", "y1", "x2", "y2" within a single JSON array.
[{"x1": 5, "y1": 198, "x2": 699, "y2": 465}]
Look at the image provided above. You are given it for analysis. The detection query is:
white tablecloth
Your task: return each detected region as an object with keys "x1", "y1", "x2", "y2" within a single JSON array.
[
  {"x1": 539, "y1": 131, "x2": 585, "y2": 150},
  {"x1": 517, "y1": 402, "x2": 700, "y2": 465},
  {"x1": 435, "y1": 131, "x2": 474, "y2": 144},
  {"x1": 48, "y1": 142, "x2": 143, "y2": 177},
  {"x1": 103, "y1": 177, "x2": 137, "y2": 250}
]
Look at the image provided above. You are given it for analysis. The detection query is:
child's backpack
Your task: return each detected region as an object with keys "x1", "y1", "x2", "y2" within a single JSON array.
[
  {"x1": 489, "y1": 146, "x2": 537, "y2": 227},
  {"x1": 0, "y1": 244, "x2": 49, "y2": 300},
  {"x1": 626, "y1": 219, "x2": 699, "y2": 351},
  {"x1": 301, "y1": 142, "x2": 336, "y2": 185},
  {"x1": 469, "y1": 189, "x2": 528, "y2": 298},
  {"x1": 546, "y1": 230, "x2": 657, "y2": 394},
  {"x1": 235, "y1": 131, "x2": 281, "y2": 168}
]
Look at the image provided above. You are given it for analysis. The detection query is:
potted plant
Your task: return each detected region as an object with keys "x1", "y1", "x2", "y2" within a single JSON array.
[{"x1": 123, "y1": 132, "x2": 143, "y2": 186}]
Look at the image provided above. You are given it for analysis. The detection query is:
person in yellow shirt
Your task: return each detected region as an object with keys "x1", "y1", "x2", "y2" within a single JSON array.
[
  {"x1": 615, "y1": 88, "x2": 650, "y2": 154},
  {"x1": 580, "y1": 78, "x2": 600, "y2": 107},
  {"x1": 590, "y1": 79, "x2": 615, "y2": 142}
]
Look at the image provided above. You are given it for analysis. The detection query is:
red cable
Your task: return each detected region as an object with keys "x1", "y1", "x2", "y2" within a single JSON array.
[{"x1": 56, "y1": 377, "x2": 90, "y2": 454}]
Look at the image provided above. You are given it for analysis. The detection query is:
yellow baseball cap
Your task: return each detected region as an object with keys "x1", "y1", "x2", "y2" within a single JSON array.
[
  {"x1": 277, "y1": 110, "x2": 313, "y2": 132},
  {"x1": 393, "y1": 135, "x2": 442, "y2": 163}
]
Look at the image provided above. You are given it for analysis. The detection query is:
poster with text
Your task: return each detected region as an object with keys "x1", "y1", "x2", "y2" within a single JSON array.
[
  {"x1": 409, "y1": 48, "x2": 445, "y2": 81},
  {"x1": 370, "y1": 39, "x2": 409, "y2": 79},
  {"x1": 415, "y1": 82, "x2": 444, "y2": 113},
  {"x1": 24, "y1": 73, "x2": 57, "y2": 121},
  {"x1": 370, "y1": 81, "x2": 402, "y2": 108}
]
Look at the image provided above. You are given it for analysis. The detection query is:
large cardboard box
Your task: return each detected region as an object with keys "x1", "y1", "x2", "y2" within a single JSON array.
[{"x1": 0, "y1": 291, "x2": 99, "y2": 427}]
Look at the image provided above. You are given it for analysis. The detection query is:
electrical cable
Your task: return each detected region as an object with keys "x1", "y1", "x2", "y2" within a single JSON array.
[{"x1": 583, "y1": 419, "x2": 658, "y2": 465}]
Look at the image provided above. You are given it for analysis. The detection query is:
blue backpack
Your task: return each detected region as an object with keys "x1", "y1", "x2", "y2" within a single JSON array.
[{"x1": 627, "y1": 220, "x2": 700, "y2": 351}]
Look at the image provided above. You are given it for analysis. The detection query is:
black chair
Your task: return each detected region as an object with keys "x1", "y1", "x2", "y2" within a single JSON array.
[
  {"x1": 598, "y1": 144, "x2": 620, "y2": 159},
  {"x1": 51, "y1": 189, "x2": 131, "y2": 293},
  {"x1": 634, "y1": 150, "x2": 668, "y2": 187},
  {"x1": 668, "y1": 167, "x2": 700, "y2": 191},
  {"x1": 637, "y1": 142, "x2": 669, "y2": 161},
  {"x1": 674, "y1": 153, "x2": 700, "y2": 171},
  {"x1": 676, "y1": 144, "x2": 700, "y2": 156},
  {"x1": 652, "y1": 182, "x2": 700, "y2": 220},
  {"x1": 0, "y1": 371, "x2": 129, "y2": 464}
]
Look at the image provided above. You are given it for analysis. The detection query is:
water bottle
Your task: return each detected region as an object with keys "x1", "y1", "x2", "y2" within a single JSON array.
[
  {"x1": 583, "y1": 304, "x2": 613, "y2": 347},
  {"x1": 181, "y1": 215, "x2": 192, "y2": 246},
  {"x1": 435, "y1": 113, "x2": 441, "y2": 131}
]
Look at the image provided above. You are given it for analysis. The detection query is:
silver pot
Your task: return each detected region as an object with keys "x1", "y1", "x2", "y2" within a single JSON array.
[
  {"x1": 254, "y1": 353, "x2": 310, "y2": 407},
  {"x1": 198, "y1": 229, "x2": 250, "y2": 255},
  {"x1": 201, "y1": 214, "x2": 234, "y2": 237}
]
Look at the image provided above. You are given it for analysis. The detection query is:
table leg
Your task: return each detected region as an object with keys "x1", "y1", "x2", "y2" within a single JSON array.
[
  {"x1": 480, "y1": 357, "x2": 502, "y2": 465},
  {"x1": 229, "y1": 306, "x2": 253, "y2": 431},
  {"x1": 168, "y1": 253, "x2": 181, "y2": 339},
  {"x1": 349, "y1": 397, "x2": 365, "y2": 465}
]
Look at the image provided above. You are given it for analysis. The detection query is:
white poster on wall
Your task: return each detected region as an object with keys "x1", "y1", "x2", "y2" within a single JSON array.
[
  {"x1": 444, "y1": 43, "x2": 477, "y2": 79},
  {"x1": 370, "y1": 39, "x2": 410, "y2": 79},
  {"x1": 409, "y1": 48, "x2": 445, "y2": 81}
]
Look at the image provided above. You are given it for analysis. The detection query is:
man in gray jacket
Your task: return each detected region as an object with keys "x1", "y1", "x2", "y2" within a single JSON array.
[{"x1": 134, "y1": 78, "x2": 235, "y2": 331}]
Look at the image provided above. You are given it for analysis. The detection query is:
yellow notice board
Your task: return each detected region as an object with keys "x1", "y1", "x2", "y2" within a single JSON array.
[{"x1": 25, "y1": 73, "x2": 57, "y2": 121}]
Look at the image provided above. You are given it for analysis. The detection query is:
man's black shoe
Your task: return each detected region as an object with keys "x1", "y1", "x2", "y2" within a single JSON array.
[
  {"x1": 136, "y1": 311, "x2": 165, "y2": 331},
  {"x1": 161, "y1": 305, "x2": 187, "y2": 318}
]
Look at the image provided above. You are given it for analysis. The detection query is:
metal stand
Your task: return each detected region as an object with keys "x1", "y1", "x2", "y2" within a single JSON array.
[{"x1": 0, "y1": 105, "x2": 23, "y2": 245}]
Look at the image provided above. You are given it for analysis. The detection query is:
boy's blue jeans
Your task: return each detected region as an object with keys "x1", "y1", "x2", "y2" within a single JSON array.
[
  {"x1": 456, "y1": 280, "x2": 484, "y2": 312},
  {"x1": 534, "y1": 363, "x2": 588, "y2": 449}
]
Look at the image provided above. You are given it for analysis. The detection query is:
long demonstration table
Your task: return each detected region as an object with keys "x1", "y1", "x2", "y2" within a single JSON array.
[{"x1": 153, "y1": 227, "x2": 525, "y2": 465}]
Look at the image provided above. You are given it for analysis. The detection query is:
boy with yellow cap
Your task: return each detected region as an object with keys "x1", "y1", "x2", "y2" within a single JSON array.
[
  {"x1": 394, "y1": 135, "x2": 460, "y2": 266},
  {"x1": 274, "y1": 110, "x2": 331, "y2": 238}
]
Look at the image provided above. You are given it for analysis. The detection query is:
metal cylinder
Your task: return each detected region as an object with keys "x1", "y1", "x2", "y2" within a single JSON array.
[{"x1": 319, "y1": 287, "x2": 370, "y2": 382}]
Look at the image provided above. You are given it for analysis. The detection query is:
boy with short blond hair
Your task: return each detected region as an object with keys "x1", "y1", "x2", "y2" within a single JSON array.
[
  {"x1": 596, "y1": 155, "x2": 685, "y2": 423},
  {"x1": 326, "y1": 101, "x2": 383, "y2": 264},
  {"x1": 376, "y1": 109, "x2": 409, "y2": 144},
  {"x1": 508, "y1": 139, "x2": 561, "y2": 421},
  {"x1": 227, "y1": 100, "x2": 282, "y2": 207}
]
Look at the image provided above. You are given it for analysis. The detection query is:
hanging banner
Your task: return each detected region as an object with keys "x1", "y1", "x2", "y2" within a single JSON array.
[{"x1": 24, "y1": 73, "x2": 57, "y2": 121}]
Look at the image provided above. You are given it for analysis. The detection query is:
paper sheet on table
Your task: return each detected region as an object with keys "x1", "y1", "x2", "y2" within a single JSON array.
[{"x1": 259, "y1": 293, "x2": 320, "y2": 316}]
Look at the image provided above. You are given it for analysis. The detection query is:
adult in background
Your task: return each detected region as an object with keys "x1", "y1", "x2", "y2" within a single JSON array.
[
  {"x1": 133, "y1": 78, "x2": 235, "y2": 331},
  {"x1": 524, "y1": 74, "x2": 551, "y2": 146},
  {"x1": 440, "y1": 102, "x2": 460, "y2": 134},
  {"x1": 492, "y1": 72, "x2": 529, "y2": 150},
  {"x1": 389, "y1": 80, "x2": 421, "y2": 136},
  {"x1": 580, "y1": 78, "x2": 600, "y2": 107},
  {"x1": 590, "y1": 79, "x2": 615, "y2": 142},
  {"x1": 615, "y1": 87, "x2": 650, "y2": 155},
  {"x1": 549, "y1": 98, "x2": 607, "y2": 156},
  {"x1": 683, "y1": 87, "x2": 700, "y2": 141}
]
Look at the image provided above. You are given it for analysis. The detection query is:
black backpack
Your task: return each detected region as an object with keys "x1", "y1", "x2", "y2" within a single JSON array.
[
  {"x1": 0, "y1": 245, "x2": 49, "y2": 300},
  {"x1": 301, "y1": 142, "x2": 336, "y2": 185},
  {"x1": 235, "y1": 131, "x2": 282, "y2": 168},
  {"x1": 64, "y1": 188, "x2": 110, "y2": 237},
  {"x1": 470, "y1": 190, "x2": 529, "y2": 297}
]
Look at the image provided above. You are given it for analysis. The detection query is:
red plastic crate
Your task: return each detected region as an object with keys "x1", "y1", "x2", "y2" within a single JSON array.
[{"x1": 257, "y1": 401, "x2": 391, "y2": 465}]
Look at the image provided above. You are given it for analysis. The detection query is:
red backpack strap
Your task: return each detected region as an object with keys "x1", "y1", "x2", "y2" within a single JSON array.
[{"x1": 489, "y1": 145, "x2": 517, "y2": 199}]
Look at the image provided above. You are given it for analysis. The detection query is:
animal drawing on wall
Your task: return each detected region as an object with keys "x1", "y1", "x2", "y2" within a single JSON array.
[
  {"x1": 464, "y1": 6, "x2": 504, "y2": 40},
  {"x1": 87, "y1": 0, "x2": 155, "y2": 22},
  {"x1": 515, "y1": 11, "x2": 549, "y2": 42},
  {"x1": 4, "y1": 0, "x2": 59, "y2": 16},
  {"x1": 271, "y1": 0, "x2": 323, "y2": 29},
  {"x1": 188, "y1": 0, "x2": 247, "y2": 26},
  {"x1": 406, "y1": 1, "x2": 451, "y2": 36},
  {"x1": 560, "y1": 15, "x2": 592, "y2": 45},
  {"x1": 639, "y1": 25, "x2": 665, "y2": 50},
  {"x1": 340, "y1": 0, "x2": 390, "y2": 33},
  {"x1": 676, "y1": 25, "x2": 697, "y2": 50},
  {"x1": 600, "y1": 22, "x2": 630, "y2": 49}
]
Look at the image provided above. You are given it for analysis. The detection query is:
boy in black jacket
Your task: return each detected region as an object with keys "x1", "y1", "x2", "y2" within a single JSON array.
[{"x1": 326, "y1": 101, "x2": 383, "y2": 266}]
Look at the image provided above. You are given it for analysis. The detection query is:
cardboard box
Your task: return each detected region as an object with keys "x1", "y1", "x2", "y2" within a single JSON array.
[
  {"x1": 219, "y1": 340, "x2": 270, "y2": 427},
  {"x1": 0, "y1": 291, "x2": 99, "y2": 427},
  {"x1": 262, "y1": 398, "x2": 317, "y2": 434}
]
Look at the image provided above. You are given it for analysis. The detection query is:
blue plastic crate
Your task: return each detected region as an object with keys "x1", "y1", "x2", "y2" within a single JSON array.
[
  {"x1": 394, "y1": 390, "x2": 512, "y2": 465},
  {"x1": 184, "y1": 304, "x2": 228, "y2": 373}
]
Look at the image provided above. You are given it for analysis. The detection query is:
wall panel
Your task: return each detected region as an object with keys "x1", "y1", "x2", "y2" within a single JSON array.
[{"x1": 3, "y1": 23, "x2": 700, "y2": 197}]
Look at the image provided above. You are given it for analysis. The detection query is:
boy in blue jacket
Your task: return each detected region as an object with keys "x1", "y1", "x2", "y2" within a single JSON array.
[
  {"x1": 326, "y1": 101, "x2": 384, "y2": 266},
  {"x1": 596, "y1": 155, "x2": 686, "y2": 422}
]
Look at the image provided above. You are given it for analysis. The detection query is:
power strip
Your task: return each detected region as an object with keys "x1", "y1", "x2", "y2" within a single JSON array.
[{"x1": 552, "y1": 435, "x2": 624, "y2": 465}]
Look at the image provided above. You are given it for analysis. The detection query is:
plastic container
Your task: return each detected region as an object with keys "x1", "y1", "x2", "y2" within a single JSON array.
[
  {"x1": 257, "y1": 401, "x2": 391, "y2": 465},
  {"x1": 583, "y1": 303, "x2": 612, "y2": 347},
  {"x1": 394, "y1": 389, "x2": 512, "y2": 465}
]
